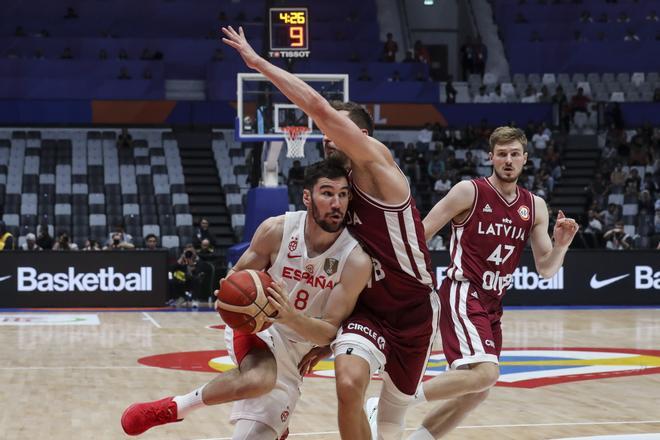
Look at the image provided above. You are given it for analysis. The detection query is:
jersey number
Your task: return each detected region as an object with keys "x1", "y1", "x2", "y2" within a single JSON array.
[
  {"x1": 294, "y1": 289, "x2": 309, "y2": 310},
  {"x1": 486, "y1": 244, "x2": 515, "y2": 266}
]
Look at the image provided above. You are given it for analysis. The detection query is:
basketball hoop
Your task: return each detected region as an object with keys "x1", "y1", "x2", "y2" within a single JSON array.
[{"x1": 282, "y1": 126, "x2": 311, "y2": 159}]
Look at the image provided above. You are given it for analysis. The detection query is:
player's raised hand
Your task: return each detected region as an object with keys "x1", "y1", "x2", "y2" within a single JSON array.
[
  {"x1": 221, "y1": 26, "x2": 261, "y2": 70},
  {"x1": 266, "y1": 279, "x2": 297, "y2": 324},
  {"x1": 553, "y1": 209, "x2": 578, "y2": 248}
]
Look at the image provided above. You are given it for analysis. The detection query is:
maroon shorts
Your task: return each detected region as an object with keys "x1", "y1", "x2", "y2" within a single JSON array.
[
  {"x1": 438, "y1": 279, "x2": 502, "y2": 369},
  {"x1": 335, "y1": 294, "x2": 440, "y2": 396}
]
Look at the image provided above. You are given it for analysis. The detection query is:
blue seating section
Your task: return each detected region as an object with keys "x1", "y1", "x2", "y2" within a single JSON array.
[
  {"x1": 493, "y1": 0, "x2": 660, "y2": 73},
  {"x1": 0, "y1": 0, "x2": 437, "y2": 101}
]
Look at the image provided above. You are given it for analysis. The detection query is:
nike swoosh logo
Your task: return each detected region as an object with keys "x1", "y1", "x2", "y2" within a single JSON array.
[
  {"x1": 0, "y1": 275, "x2": 11, "y2": 282},
  {"x1": 287, "y1": 253, "x2": 301, "y2": 259},
  {"x1": 590, "y1": 273, "x2": 629, "y2": 289}
]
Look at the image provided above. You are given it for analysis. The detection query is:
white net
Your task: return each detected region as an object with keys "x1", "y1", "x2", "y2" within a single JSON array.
[{"x1": 283, "y1": 126, "x2": 310, "y2": 158}]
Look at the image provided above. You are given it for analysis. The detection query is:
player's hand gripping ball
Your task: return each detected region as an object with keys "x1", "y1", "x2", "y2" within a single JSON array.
[{"x1": 215, "y1": 270, "x2": 278, "y2": 334}]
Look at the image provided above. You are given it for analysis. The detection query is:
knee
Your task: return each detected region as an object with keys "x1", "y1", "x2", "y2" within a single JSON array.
[
  {"x1": 474, "y1": 363, "x2": 499, "y2": 390},
  {"x1": 335, "y1": 373, "x2": 367, "y2": 406}
]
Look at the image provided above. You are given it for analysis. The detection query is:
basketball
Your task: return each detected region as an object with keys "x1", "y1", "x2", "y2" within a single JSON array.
[{"x1": 215, "y1": 269, "x2": 278, "y2": 334}]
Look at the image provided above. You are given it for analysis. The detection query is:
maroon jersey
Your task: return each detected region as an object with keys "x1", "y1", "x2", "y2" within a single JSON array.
[
  {"x1": 447, "y1": 177, "x2": 535, "y2": 298},
  {"x1": 346, "y1": 174, "x2": 435, "y2": 329}
]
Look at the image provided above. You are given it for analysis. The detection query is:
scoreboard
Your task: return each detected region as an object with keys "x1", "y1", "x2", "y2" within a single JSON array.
[{"x1": 269, "y1": 7, "x2": 310, "y2": 58}]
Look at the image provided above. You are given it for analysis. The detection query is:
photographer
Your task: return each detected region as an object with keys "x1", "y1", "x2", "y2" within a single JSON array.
[
  {"x1": 603, "y1": 220, "x2": 633, "y2": 250},
  {"x1": 103, "y1": 232, "x2": 135, "y2": 250},
  {"x1": 52, "y1": 232, "x2": 78, "y2": 251},
  {"x1": 170, "y1": 245, "x2": 213, "y2": 308}
]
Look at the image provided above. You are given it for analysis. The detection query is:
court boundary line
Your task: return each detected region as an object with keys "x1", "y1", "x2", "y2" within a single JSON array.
[
  {"x1": 0, "y1": 366, "x2": 148, "y2": 370},
  {"x1": 142, "y1": 312, "x2": 162, "y2": 328},
  {"x1": 191, "y1": 420, "x2": 660, "y2": 440}
]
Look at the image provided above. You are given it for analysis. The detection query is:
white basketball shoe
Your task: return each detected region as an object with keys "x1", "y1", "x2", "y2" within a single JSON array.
[{"x1": 365, "y1": 397, "x2": 379, "y2": 440}]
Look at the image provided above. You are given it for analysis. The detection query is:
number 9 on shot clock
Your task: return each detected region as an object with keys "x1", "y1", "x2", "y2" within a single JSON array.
[{"x1": 269, "y1": 7, "x2": 310, "y2": 59}]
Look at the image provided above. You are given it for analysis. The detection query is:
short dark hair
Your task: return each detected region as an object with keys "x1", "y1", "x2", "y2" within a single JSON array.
[
  {"x1": 303, "y1": 156, "x2": 349, "y2": 191},
  {"x1": 145, "y1": 234, "x2": 158, "y2": 242},
  {"x1": 330, "y1": 101, "x2": 374, "y2": 135}
]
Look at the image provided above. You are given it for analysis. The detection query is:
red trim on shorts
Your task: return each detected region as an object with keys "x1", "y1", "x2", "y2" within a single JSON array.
[{"x1": 233, "y1": 332, "x2": 269, "y2": 364}]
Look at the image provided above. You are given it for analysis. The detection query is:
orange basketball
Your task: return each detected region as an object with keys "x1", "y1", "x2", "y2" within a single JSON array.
[{"x1": 216, "y1": 269, "x2": 278, "y2": 334}]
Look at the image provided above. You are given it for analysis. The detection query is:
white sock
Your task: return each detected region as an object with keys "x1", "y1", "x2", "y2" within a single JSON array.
[
  {"x1": 173, "y1": 385, "x2": 207, "y2": 419},
  {"x1": 408, "y1": 426, "x2": 434, "y2": 440},
  {"x1": 411, "y1": 384, "x2": 427, "y2": 405}
]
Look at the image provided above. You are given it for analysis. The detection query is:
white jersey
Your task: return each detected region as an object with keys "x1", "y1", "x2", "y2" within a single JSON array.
[{"x1": 267, "y1": 210, "x2": 358, "y2": 342}]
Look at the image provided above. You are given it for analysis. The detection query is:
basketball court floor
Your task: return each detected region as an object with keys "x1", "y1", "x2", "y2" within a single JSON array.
[{"x1": 1, "y1": 307, "x2": 659, "y2": 440}]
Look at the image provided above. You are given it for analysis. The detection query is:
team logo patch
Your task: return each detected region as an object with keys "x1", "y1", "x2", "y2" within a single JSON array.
[
  {"x1": 518, "y1": 205, "x2": 530, "y2": 221},
  {"x1": 138, "y1": 347, "x2": 660, "y2": 388},
  {"x1": 305, "y1": 264, "x2": 314, "y2": 274},
  {"x1": 288, "y1": 237, "x2": 298, "y2": 252},
  {"x1": 324, "y1": 258, "x2": 339, "y2": 276},
  {"x1": 280, "y1": 406, "x2": 290, "y2": 423}
]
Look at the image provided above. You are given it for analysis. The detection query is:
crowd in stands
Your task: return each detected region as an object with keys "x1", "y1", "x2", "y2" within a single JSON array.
[
  {"x1": 581, "y1": 124, "x2": 660, "y2": 249},
  {"x1": 281, "y1": 114, "x2": 660, "y2": 251},
  {"x1": 283, "y1": 120, "x2": 567, "y2": 251}
]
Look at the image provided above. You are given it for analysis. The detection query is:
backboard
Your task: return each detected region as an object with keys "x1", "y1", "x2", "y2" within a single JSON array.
[{"x1": 236, "y1": 73, "x2": 349, "y2": 142}]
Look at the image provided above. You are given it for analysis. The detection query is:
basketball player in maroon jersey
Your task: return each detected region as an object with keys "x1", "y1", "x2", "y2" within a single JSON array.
[
  {"x1": 404, "y1": 126, "x2": 578, "y2": 439},
  {"x1": 223, "y1": 26, "x2": 439, "y2": 440}
]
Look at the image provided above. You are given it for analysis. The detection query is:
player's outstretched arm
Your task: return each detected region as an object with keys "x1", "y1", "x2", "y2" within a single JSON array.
[
  {"x1": 530, "y1": 197, "x2": 578, "y2": 279},
  {"x1": 266, "y1": 246, "x2": 372, "y2": 346},
  {"x1": 221, "y1": 26, "x2": 404, "y2": 197},
  {"x1": 422, "y1": 180, "x2": 475, "y2": 241}
]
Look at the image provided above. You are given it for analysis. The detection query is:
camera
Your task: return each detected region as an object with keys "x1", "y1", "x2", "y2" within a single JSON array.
[
  {"x1": 185, "y1": 250, "x2": 193, "y2": 258},
  {"x1": 113, "y1": 237, "x2": 120, "y2": 245}
]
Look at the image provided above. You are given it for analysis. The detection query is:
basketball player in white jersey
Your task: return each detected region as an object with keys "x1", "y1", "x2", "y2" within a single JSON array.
[{"x1": 121, "y1": 157, "x2": 372, "y2": 439}]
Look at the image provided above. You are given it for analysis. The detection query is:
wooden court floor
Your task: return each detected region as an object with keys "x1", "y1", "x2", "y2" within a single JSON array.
[{"x1": 1, "y1": 308, "x2": 659, "y2": 440}]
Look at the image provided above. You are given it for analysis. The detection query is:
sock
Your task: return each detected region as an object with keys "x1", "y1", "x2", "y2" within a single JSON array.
[
  {"x1": 408, "y1": 426, "x2": 434, "y2": 440},
  {"x1": 411, "y1": 384, "x2": 427, "y2": 406},
  {"x1": 173, "y1": 385, "x2": 206, "y2": 419}
]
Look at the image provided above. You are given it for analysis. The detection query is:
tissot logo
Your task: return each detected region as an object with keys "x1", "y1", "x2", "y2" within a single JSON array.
[{"x1": 15, "y1": 267, "x2": 153, "y2": 292}]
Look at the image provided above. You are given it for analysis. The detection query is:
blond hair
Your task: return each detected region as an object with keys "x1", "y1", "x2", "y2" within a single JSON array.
[{"x1": 489, "y1": 126, "x2": 527, "y2": 152}]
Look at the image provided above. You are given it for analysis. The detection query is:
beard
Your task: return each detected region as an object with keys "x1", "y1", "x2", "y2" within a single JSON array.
[
  {"x1": 493, "y1": 166, "x2": 522, "y2": 183},
  {"x1": 324, "y1": 145, "x2": 350, "y2": 166},
  {"x1": 310, "y1": 197, "x2": 344, "y2": 233}
]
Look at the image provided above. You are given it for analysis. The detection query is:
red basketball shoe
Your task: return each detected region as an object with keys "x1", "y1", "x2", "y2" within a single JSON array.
[
  {"x1": 121, "y1": 396, "x2": 182, "y2": 435},
  {"x1": 279, "y1": 427, "x2": 290, "y2": 440}
]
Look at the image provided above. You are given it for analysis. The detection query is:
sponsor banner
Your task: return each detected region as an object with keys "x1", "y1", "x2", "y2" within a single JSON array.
[
  {"x1": 0, "y1": 313, "x2": 100, "y2": 326},
  {"x1": 430, "y1": 250, "x2": 659, "y2": 306},
  {"x1": 0, "y1": 251, "x2": 168, "y2": 307}
]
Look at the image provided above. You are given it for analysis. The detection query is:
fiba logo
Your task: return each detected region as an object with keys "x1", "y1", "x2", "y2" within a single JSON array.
[
  {"x1": 288, "y1": 238, "x2": 298, "y2": 252},
  {"x1": 280, "y1": 406, "x2": 290, "y2": 422},
  {"x1": 518, "y1": 205, "x2": 530, "y2": 221},
  {"x1": 376, "y1": 336, "x2": 386, "y2": 350}
]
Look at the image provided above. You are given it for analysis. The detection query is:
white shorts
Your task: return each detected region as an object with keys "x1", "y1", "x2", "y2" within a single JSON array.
[
  {"x1": 225, "y1": 325, "x2": 314, "y2": 437},
  {"x1": 331, "y1": 328, "x2": 386, "y2": 375}
]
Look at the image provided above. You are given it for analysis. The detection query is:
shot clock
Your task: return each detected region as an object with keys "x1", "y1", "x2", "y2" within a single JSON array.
[{"x1": 269, "y1": 7, "x2": 310, "y2": 58}]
